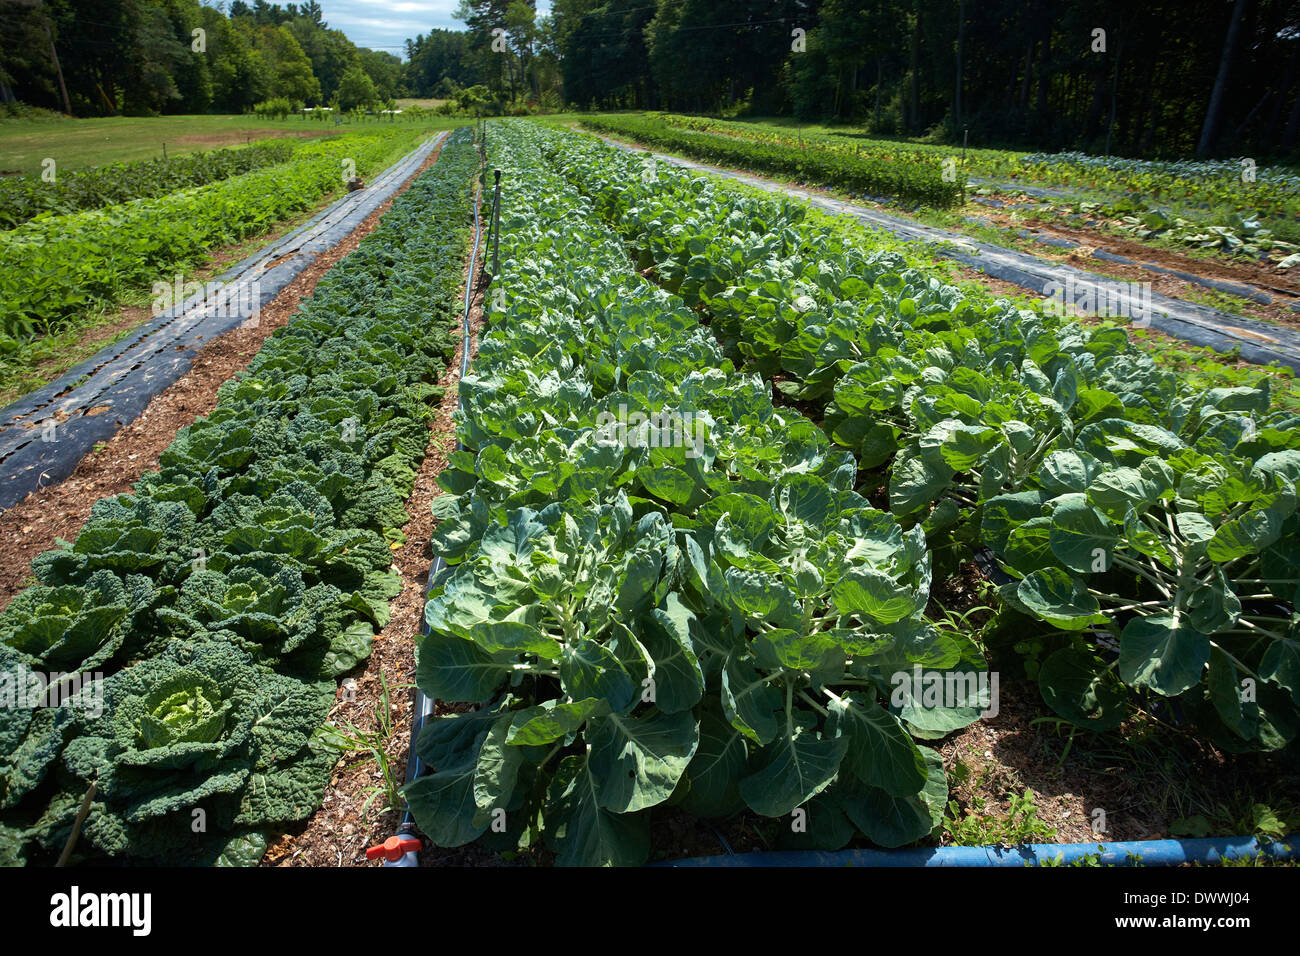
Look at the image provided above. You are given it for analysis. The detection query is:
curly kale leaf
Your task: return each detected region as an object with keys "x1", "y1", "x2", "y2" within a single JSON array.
[
  {"x1": 31, "y1": 497, "x2": 196, "y2": 585},
  {"x1": 56, "y1": 640, "x2": 331, "y2": 857},
  {"x1": 0, "y1": 569, "x2": 160, "y2": 672}
]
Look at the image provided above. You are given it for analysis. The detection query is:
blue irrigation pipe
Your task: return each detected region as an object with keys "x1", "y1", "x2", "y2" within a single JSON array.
[
  {"x1": 383, "y1": 134, "x2": 487, "y2": 868},
  {"x1": 659, "y1": 836, "x2": 1296, "y2": 867}
]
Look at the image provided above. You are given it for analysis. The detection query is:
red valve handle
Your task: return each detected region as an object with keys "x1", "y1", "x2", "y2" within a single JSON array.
[{"x1": 365, "y1": 835, "x2": 422, "y2": 862}]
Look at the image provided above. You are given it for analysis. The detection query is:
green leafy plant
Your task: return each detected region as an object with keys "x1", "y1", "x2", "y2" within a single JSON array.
[
  {"x1": 564, "y1": 121, "x2": 1300, "y2": 756},
  {"x1": 405, "y1": 121, "x2": 982, "y2": 866},
  {"x1": 0, "y1": 129, "x2": 478, "y2": 866},
  {"x1": 318, "y1": 673, "x2": 410, "y2": 821},
  {"x1": 0, "y1": 129, "x2": 424, "y2": 340},
  {"x1": 581, "y1": 114, "x2": 964, "y2": 208},
  {"x1": 0, "y1": 139, "x2": 298, "y2": 230},
  {"x1": 943, "y1": 788, "x2": 1058, "y2": 845},
  {"x1": 46, "y1": 640, "x2": 334, "y2": 864}
]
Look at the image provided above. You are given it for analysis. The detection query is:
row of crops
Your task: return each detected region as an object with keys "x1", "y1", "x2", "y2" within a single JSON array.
[
  {"x1": 594, "y1": 132, "x2": 1300, "y2": 750},
  {"x1": 581, "y1": 113, "x2": 965, "y2": 209},
  {"x1": 1016, "y1": 150, "x2": 1300, "y2": 222},
  {"x1": 0, "y1": 128, "x2": 477, "y2": 866},
  {"x1": 1000, "y1": 149, "x2": 1300, "y2": 261},
  {"x1": 0, "y1": 138, "x2": 300, "y2": 230},
  {"x1": 624, "y1": 113, "x2": 1300, "y2": 256},
  {"x1": 649, "y1": 112, "x2": 1298, "y2": 223},
  {"x1": 0, "y1": 127, "x2": 427, "y2": 345},
  {"x1": 406, "y1": 121, "x2": 1299, "y2": 866},
  {"x1": 648, "y1": 110, "x2": 1018, "y2": 178}
]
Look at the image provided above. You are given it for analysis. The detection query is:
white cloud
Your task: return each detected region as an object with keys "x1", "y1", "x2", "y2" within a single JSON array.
[
  {"x1": 320, "y1": 1, "x2": 459, "y2": 51},
  {"x1": 317, "y1": 0, "x2": 552, "y2": 55}
]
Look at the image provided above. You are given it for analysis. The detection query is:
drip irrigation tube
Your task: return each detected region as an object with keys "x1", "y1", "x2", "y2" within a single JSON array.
[
  {"x1": 659, "y1": 836, "x2": 1296, "y2": 867},
  {"x1": 383, "y1": 137, "x2": 488, "y2": 868}
]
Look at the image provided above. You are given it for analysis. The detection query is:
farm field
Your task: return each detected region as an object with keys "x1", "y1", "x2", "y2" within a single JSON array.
[
  {"x1": 2, "y1": 5, "x2": 1300, "y2": 912},
  {"x1": 0, "y1": 127, "x2": 477, "y2": 865},
  {"x1": 583, "y1": 113, "x2": 1300, "y2": 336},
  {"x1": 0, "y1": 198, "x2": 329, "y2": 408},
  {"x1": 399, "y1": 120, "x2": 1300, "y2": 865},
  {"x1": 10, "y1": 111, "x2": 1300, "y2": 874},
  {"x1": 0, "y1": 114, "x2": 370, "y2": 175},
  {"x1": 0, "y1": 110, "x2": 559, "y2": 177},
  {"x1": 0, "y1": 114, "x2": 1296, "y2": 877},
  {"x1": 395, "y1": 98, "x2": 451, "y2": 110},
  {"x1": 0, "y1": 122, "x2": 461, "y2": 405},
  {"x1": 0, "y1": 110, "x2": 1294, "y2": 884},
  {"x1": 618, "y1": 113, "x2": 1300, "y2": 249}
]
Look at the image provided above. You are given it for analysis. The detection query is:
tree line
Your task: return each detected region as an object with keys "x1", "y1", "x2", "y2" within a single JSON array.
[
  {"x1": 4, "y1": 0, "x2": 1298, "y2": 159},
  {"x1": 0, "y1": 0, "x2": 402, "y2": 116},
  {"x1": 426, "y1": 0, "x2": 1300, "y2": 158}
]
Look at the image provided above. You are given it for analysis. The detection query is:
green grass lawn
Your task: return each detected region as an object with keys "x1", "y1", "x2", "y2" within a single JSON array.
[{"x1": 0, "y1": 113, "x2": 460, "y2": 175}]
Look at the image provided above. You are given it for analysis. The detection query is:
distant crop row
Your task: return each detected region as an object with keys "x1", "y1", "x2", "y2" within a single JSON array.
[
  {"x1": 1018, "y1": 150, "x2": 1300, "y2": 222},
  {"x1": 0, "y1": 128, "x2": 424, "y2": 345},
  {"x1": 0, "y1": 139, "x2": 300, "y2": 231},
  {"x1": 655, "y1": 113, "x2": 1300, "y2": 216},
  {"x1": 648, "y1": 113, "x2": 1300, "y2": 241},
  {"x1": 582, "y1": 113, "x2": 966, "y2": 209},
  {"x1": 0, "y1": 130, "x2": 476, "y2": 866},
  {"x1": 651, "y1": 112, "x2": 1024, "y2": 180}
]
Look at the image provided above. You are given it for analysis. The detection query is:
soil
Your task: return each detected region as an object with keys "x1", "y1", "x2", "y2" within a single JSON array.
[
  {"x1": 0, "y1": 139, "x2": 449, "y2": 611},
  {"x1": 935, "y1": 678, "x2": 1153, "y2": 844}
]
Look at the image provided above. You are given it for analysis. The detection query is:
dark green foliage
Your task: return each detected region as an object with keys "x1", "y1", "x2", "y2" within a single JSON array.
[
  {"x1": 409, "y1": 122, "x2": 960, "y2": 866},
  {"x1": 0, "y1": 127, "x2": 477, "y2": 866},
  {"x1": 570, "y1": 123, "x2": 1300, "y2": 755},
  {"x1": 0, "y1": 130, "x2": 424, "y2": 342},
  {"x1": 410, "y1": 122, "x2": 1300, "y2": 866}
]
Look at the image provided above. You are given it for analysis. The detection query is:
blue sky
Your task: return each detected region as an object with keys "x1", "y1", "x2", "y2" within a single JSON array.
[{"x1": 312, "y1": 1, "x2": 552, "y2": 56}]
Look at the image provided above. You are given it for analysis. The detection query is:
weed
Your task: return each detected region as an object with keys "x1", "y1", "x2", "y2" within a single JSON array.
[
  {"x1": 944, "y1": 787, "x2": 1058, "y2": 846},
  {"x1": 318, "y1": 671, "x2": 412, "y2": 822}
]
